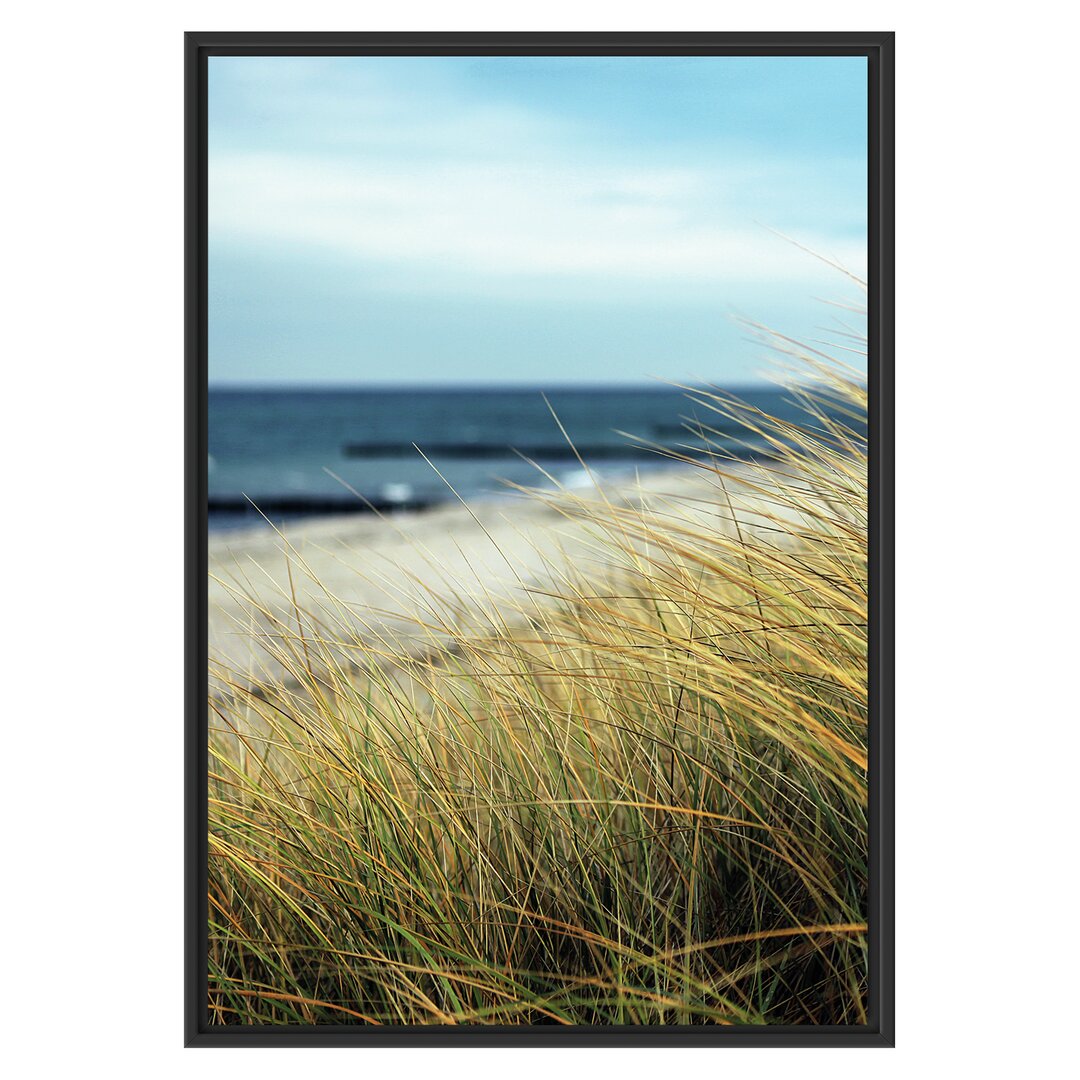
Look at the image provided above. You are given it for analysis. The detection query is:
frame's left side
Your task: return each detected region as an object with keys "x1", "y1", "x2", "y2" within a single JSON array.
[{"x1": 184, "y1": 32, "x2": 210, "y2": 1047}]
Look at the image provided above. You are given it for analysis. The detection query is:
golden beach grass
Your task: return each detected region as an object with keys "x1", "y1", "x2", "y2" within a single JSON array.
[{"x1": 207, "y1": 325, "x2": 869, "y2": 1026}]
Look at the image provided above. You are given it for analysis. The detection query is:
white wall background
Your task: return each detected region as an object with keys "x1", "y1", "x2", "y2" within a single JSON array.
[{"x1": 3, "y1": 2, "x2": 1076, "y2": 1075}]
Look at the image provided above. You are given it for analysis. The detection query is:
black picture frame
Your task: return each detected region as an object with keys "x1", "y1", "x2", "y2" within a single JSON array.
[{"x1": 185, "y1": 31, "x2": 894, "y2": 1047}]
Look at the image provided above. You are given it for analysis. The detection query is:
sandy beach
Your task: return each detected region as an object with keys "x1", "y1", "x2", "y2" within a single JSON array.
[{"x1": 208, "y1": 463, "x2": 777, "y2": 685}]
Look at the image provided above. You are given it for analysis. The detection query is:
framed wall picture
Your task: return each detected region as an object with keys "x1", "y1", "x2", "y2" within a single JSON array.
[{"x1": 186, "y1": 31, "x2": 894, "y2": 1046}]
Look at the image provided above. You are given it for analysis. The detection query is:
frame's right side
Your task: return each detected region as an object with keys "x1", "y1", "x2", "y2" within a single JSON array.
[{"x1": 867, "y1": 30, "x2": 896, "y2": 1046}]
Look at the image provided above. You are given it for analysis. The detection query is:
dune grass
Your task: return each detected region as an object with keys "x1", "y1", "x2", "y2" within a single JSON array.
[{"x1": 207, "y1": 333, "x2": 869, "y2": 1026}]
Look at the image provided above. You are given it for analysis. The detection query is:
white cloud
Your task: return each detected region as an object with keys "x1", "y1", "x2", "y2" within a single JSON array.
[{"x1": 209, "y1": 151, "x2": 866, "y2": 293}]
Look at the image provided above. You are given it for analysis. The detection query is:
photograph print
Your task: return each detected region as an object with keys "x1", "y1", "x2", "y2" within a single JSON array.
[{"x1": 190, "y1": 33, "x2": 893, "y2": 1043}]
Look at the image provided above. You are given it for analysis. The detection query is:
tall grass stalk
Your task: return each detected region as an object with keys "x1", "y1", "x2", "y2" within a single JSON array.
[{"x1": 208, "y1": 331, "x2": 869, "y2": 1026}]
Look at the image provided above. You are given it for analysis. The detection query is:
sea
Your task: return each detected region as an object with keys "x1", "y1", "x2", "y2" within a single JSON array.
[{"x1": 207, "y1": 385, "x2": 821, "y2": 531}]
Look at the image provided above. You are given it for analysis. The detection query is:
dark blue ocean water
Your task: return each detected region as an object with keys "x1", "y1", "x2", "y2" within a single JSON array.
[{"x1": 207, "y1": 386, "x2": 809, "y2": 530}]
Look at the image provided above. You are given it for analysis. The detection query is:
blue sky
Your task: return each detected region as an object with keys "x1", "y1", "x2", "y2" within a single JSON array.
[{"x1": 209, "y1": 56, "x2": 866, "y2": 386}]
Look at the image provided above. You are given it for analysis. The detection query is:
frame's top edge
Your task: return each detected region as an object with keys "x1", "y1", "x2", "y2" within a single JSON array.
[{"x1": 184, "y1": 30, "x2": 895, "y2": 51}]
